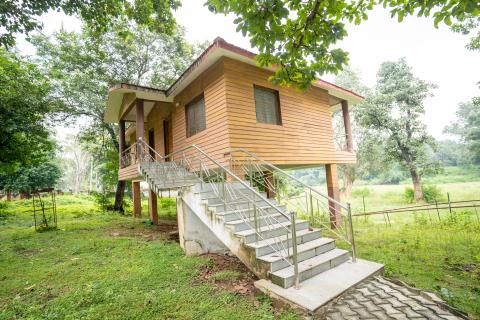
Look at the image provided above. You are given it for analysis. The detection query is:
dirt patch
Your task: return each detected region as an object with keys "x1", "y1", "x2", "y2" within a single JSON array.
[
  {"x1": 194, "y1": 253, "x2": 258, "y2": 298},
  {"x1": 108, "y1": 221, "x2": 178, "y2": 242}
]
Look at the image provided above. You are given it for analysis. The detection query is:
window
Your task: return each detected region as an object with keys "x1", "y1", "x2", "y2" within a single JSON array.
[
  {"x1": 185, "y1": 94, "x2": 206, "y2": 137},
  {"x1": 254, "y1": 85, "x2": 281, "y2": 125}
]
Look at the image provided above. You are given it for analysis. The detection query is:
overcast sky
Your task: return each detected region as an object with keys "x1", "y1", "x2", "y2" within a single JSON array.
[{"x1": 17, "y1": 0, "x2": 480, "y2": 139}]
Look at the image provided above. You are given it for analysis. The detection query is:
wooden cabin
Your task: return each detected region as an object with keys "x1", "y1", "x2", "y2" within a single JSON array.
[{"x1": 104, "y1": 37, "x2": 362, "y2": 218}]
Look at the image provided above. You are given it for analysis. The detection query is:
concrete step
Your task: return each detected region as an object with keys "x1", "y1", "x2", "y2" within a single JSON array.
[
  {"x1": 193, "y1": 181, "x2": 248, "y2": 193},
  {"x1": 235, "y1": 220, "x2": 309, "y2": 244},
  {"x1": 247, "y1": 229, "x2": 322, "y2": 257},
  {"x1": 270, "y1": 248, "x2": 350, "y2": 288},
  {"x1": 208, "y1": 198, "x2": 278, "y2": 213},
  {"x1": 216, "y1": 205, "x2": 287, "y2": 222},
  {"x1": 203, "y1": 191, "x2": 268, "y2": 205},
  {"x1": 255, "y1": 259, "x2": 384, "y2": 314},
  {"x1": 225, "y1": 212, "x2": 289, "y2": 232},
  {"x1": 258, "y1": 237, "x2": 336, "y2": 272}
]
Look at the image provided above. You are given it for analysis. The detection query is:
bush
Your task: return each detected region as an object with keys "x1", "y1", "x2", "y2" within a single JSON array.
[
  {"x1": 351, "y1": 187, "x2": 372, "y2": 198},
  {"x1": 91, "y1": 191, "x2": 114, "y2": 211},
  {"x1": 404, "y1": 185, "x2": 444, "y2": 203}
]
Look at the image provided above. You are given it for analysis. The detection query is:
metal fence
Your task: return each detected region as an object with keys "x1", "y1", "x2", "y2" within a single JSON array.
[{"x1": 353, "y1": 198, "x2": 480, "y2": 227}]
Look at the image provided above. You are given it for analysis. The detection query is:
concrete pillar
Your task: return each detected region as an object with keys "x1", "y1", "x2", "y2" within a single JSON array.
[
  {"x1": 148, "y1": 188, "x2": 158, "y2": 225},
  {"x1": 132, "y1": 181, "x2": 141, "y2": 217},
  {"x1": 119, "y1": 120, "x2": 126, "y2": 168},
  {"x1": 341, "y1": 100, "x2": 353, "y2": 152},
  {"x1": 325, "y1": 164, "x2": 342, "y2": 228},
  {"x1": 263, "y1": 171, "x2": 276, "y2": 199}
]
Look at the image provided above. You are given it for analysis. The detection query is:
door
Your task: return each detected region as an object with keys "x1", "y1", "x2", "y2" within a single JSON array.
[
  {"x1": 148, "y1": 129, "x2": 155, "y2": 159},
  {"x1": 163, "y1": 120, "x2": 170, "y2": 161}
]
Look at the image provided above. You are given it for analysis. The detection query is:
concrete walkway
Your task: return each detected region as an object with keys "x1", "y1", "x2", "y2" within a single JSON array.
[{"x1": 325, "y1": 277, "x2": 468, "y2": 320}]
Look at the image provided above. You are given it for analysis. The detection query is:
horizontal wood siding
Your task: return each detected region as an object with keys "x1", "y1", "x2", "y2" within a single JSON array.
[
  {"x1": 223, "y1": 58, "x2": 356, "y2": 165},
  {"x1": 171, "y1": 60, "x2": 231, "y2": 167},
  {"x1": 118, "y1": 164, "x2": 141, "y2": 181}
]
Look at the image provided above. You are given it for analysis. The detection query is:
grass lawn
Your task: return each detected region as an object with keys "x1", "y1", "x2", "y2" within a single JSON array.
[
  {"x1": 0, "y1": 196, "x2": 297, "y2": 320},
  {"x1": 1, "y1": 191, "x2": 479, "y2": 319}
]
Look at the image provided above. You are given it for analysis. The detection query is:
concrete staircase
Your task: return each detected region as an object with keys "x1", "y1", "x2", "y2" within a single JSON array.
[{"x1": 139, "y1": 160, "x2": 383, "y2": 310}]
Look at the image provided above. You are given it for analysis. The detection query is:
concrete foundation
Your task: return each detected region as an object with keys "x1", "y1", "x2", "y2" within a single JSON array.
[{"x1": 177, "y1": 189, "x2": 228, "y2": 255}]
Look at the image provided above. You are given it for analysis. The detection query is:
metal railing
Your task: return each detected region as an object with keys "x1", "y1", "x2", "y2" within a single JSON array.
[
  {"x1": 132, "y1": 139, "x2": 302, "y2": 288},
  {"x1": 230, "y1": 148, "x2": 357, "y2": 262}
]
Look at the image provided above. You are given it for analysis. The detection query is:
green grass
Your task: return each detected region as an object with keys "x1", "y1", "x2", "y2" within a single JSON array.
[
  {"x1": 352, "y1": 217, "x2": 480, "y2": 318},
  {"x1": 0, "y1": 195, "x2": 297, "y2": 320}
]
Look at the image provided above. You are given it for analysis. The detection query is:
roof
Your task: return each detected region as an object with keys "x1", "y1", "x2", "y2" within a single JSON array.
[{"x1": 105, "y1": 37, "x2": 363, "y2": 123}]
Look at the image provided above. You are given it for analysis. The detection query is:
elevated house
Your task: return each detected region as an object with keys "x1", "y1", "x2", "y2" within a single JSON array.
[{"x1": 104, "y1": 37, "x2": 382, "y2": 315}]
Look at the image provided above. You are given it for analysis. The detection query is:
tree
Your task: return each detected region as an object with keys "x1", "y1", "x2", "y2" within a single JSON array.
[
  {"x1": 207, "y1": 0, "x2": 480, "y2": 89},
  {"x1": 0, "y1": 0, "x2": 180, "y2": 48},
  {"x1": 444, "y1": 98, "x2": 480, "y2": 163},
  {"x1": 31, "y1": 24, "x2": 203, "y2": 212},
  {"x1": 0, "y1": 162, "x2": 62, "y2": 196},
  {"x1": 332, "y1": 68, "x2": 386, "y2": 199},
  {"x1": 0, "y1": 48, "x2": 56, "y2": 172},
  {"x1": 356, "y1": 58, "x2": 440, "y2": 201}
]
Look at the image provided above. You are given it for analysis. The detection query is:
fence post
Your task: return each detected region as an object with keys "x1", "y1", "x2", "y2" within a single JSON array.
[
  {"x1": 447, "y1": 192, "x2": 452, "y2": 214},
  {"x1": 435, "y1": 199, "x2": 441, "y2": 221},
  {"x1": 363, "y1": 195, "x2": 367, "y2": 222}
]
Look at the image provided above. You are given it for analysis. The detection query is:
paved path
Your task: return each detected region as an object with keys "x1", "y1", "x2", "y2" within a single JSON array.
[{"x1": 325, "y1": 277, "x2": 467, "y2": 320}]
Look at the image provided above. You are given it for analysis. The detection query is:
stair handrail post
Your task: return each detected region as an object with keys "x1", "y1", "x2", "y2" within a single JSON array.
[
  {"x1": 309, "y1": 189, "x2": 314, "y2": 225},
  {"x1": 347, "y1": 203, "x2": 357, "y2": 263},
  {"x1": 198, "y1": 158, "x2": 203, "y2": 190},
  {"x1": 290, "y1": 211, "x2": 300, "y2": 289}
]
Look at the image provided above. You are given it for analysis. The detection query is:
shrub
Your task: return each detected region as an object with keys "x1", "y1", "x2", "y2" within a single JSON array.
[
  {"x1": 404, "y1": 185, "x2": 444, "y2": 203},
  {"x1": 351, "y1": 187, "x2": 372, "y2": 198},
  {"x1": 91, "y1": 191, "x2": 113, "y2": 211}
]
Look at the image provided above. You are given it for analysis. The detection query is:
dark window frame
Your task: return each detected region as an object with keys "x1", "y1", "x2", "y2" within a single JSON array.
[
  {"x1": 185, "y1": 93, "x2": 206, "y2": 138},
  {"x1": 253, "y1": 85, "x2": 282, "y2": 125}
]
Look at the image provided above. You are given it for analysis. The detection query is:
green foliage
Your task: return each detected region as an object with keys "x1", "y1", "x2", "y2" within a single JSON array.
[
  {"x1": 404, "y1": 185, "x2": 444, "y2": 203},
  {"x1": 0, "y1": 162, "x2": 62, "y2": 193},
  {"x1": 356, "y1": 58, "x2": 441, "y2": 200},
  {"x1": 0, "y1": 48, "x2": 56, "y2": 172},
  {"x1": 444, "y1": 99, "x2": 480, "y2": 164},
  {"x1": 351, "y1": 187, "x2": 372, "y2": 197},
  {"x1": 0, "y1": 0, "x2": 180, "y2": 48},
  {"x1": 206, "y1": 0, "x2": 479, "y2": 89}
]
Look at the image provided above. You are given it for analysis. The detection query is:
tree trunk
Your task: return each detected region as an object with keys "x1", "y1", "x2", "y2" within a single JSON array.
[
  {"x1": 409, "y1": 168, "x2": 423, "y2": 202},
  {"x1": 113, "y1": 180, "x2": 126, "y2": 214},
  {"x1": 6, "y1": 191, "x2": 12, "y2": 201},
  {"x1": 343, "y1": 169, "x2": 353, "y2": 200},
  {"x1": 105, "y1": 123, "x2": 125, "y2": 214}
]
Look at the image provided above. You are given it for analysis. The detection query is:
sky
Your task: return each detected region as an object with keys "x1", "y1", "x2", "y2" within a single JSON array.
[{"x1": 16, "y1": 1, "x2": 480, "y2": 139}]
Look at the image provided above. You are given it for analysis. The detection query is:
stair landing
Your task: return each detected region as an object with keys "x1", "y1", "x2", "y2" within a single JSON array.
[{"x1": 255, "y1": 258, "x2": 384, "y2": 314}]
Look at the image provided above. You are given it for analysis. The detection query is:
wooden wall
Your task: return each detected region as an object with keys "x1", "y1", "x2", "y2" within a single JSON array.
[
  {"x1": 170, "y1": 60, "x2": 231, "y2": 167},
  {"x1": 223, "y1": 58, "x2": 356, "y2": 166}
]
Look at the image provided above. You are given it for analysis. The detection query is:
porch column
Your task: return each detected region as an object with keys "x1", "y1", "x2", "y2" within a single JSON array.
[
  {"x1": 136, "y1": 99, "x2": 145, "y2": 160},
  {"x1": 136, "y1": 99, "x2": 145, "y2": 142},
  {"x1": 132, "y1": 181, "x2": 141, "y2": 218},
  {"x1": 263, "y1": 171, "x2": 276, "y2": 199},
  {"x1": 341, "y1": 100, "x2": 353, "y2": 152},
  {"x1": 325, "y1": 164, "x2": 342, "y2": 228},
  {"x1": 119, "y1": 120, "x2": 126, "y2": 168},
  {"x1": 148, "y1": 188, "x2": 158, "y2": 225}
]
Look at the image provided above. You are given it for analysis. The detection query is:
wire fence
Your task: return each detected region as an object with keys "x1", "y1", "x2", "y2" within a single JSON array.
[{"x1": 353, "y1": 198, "x2": 480, "y2": 227}]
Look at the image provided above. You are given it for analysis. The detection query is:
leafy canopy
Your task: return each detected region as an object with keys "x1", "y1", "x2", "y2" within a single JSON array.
[
  {"x1": 0, "y1": 0, "x2": 180, "y2": 48},
  {"x1": 0, "y1": 162, "x2": 62, "y2": 193},
  {"x1": 0, "y1": 48, "x2": 56, "y2": 172},
  {"x1": 207, "y1": 0, "x2": 480, "y2": 89},
  {"x1": 355, "y1": 58, "x2": 441, "y2": 199},
  {"x1": 444, "y1": 98, "x2": 480, "y2": 163}
]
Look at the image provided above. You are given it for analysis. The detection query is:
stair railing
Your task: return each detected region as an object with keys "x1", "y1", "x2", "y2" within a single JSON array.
[
  {"x1": 135, "y1": 139, "x2": 302, "y2": 288},
  {"x1": 230, "y1": 148, "x2": 357, "y2": 263}
]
